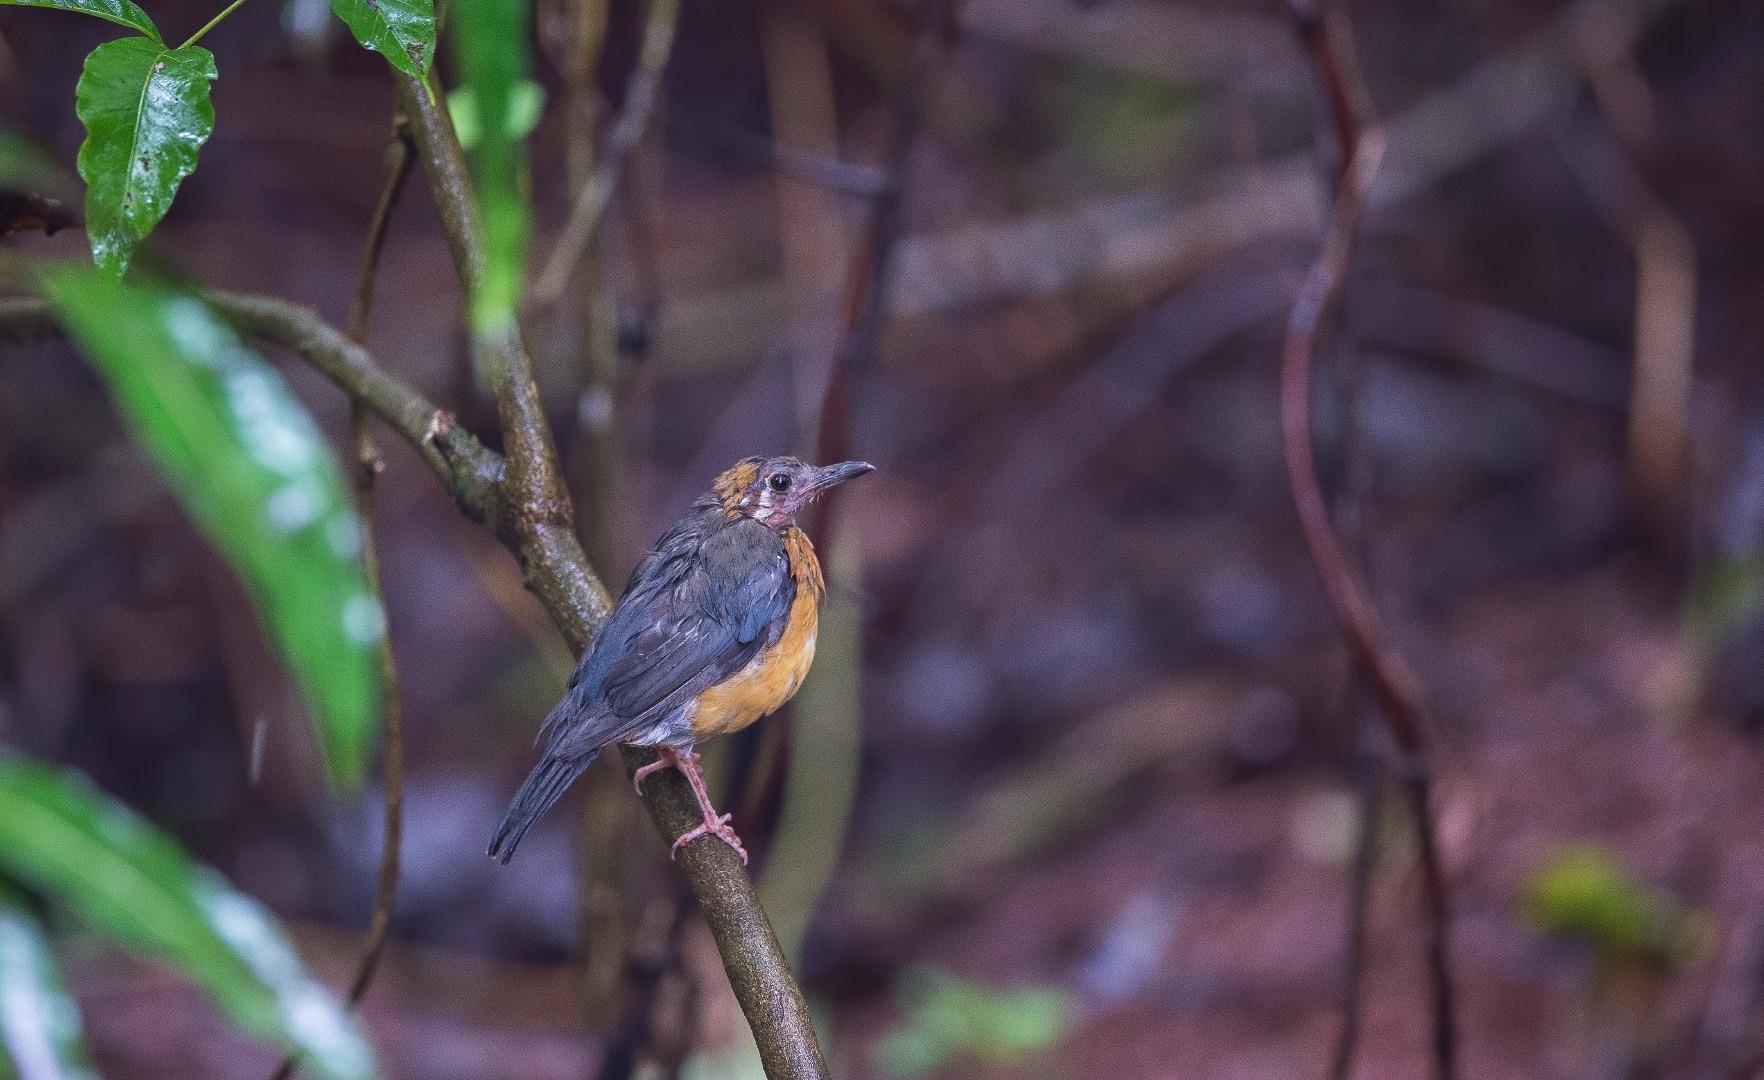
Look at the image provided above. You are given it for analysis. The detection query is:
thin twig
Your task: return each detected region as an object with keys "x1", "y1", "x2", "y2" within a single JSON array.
[
  {"x1": 530, "y1": 0, "x2": 683, "y2": 309},
  {"x1": 266, "y1": 121, "x2": 416, "y2": 1080},
  {"x1": 1280, "y1": 5, "x2": 1456, "y2": 1077},
  {"x1": 1330, "y1": 697, "x2": 1382, "y2": 1080},
  {"x1": 1290, "y1": 3, "x2": 1384, "y2": 1076},
  {"x1": 808, "y1": 0, "x2": 941, "y2": 534},
  {"x1": 595, "y1": 889, "x2": 693, "y2": 1080}
]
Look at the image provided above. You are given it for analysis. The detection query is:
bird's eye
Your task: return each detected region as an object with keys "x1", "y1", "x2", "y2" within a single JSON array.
[{"x1": 768, "y1": 473, "x2": 791, "y2": 491}]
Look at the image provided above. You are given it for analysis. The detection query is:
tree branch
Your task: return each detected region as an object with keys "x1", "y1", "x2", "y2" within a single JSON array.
[
  {"x1": 203, "y1": 291, "x2": 510, "y2": 523},
  {"x1": 389, "y1": 67, "x2": 831, "y2": 1080},
  {"x1": 0, "y1": 291, "x2": 506, "y2": 526}
]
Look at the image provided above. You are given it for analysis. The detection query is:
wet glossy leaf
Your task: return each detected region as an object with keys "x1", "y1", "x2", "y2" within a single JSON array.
[
  {"x1": 0, "y1": 759, "x2": 380, "y2": 1080},
  {"x1": 449, "y1": 0, "x2": 531, "y2": 332},
  {"x1": 0, "y1": 886, "x2": 98, "y2": 1080},
  {"x1": 329, "y1": 0, "x2": 433, "y2": 82},
  {"x1": 0, "y1": 0, "x2": 158, "y2": 41},
  {"x1": 75, "y1": 37, "x2": 216, "y2": 276},
  {"x1": 38, "y1": 267, "x2": 383, "y2": 790}
]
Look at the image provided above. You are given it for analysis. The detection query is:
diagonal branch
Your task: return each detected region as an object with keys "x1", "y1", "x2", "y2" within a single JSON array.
[
  {"x1": 0, "y1": 291, "x2": 506, "y2": 527},
  {"x1": 202, "y1": 291, "x2": 509, "y2": 523},
  {"x1": 389, "y1": 68, "x2": 831, "y2": 1080}
]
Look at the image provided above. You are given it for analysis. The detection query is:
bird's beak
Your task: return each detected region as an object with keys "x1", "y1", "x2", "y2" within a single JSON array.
[{"x1": 807, "y1": 460, "x2": 876, "y2": 492}]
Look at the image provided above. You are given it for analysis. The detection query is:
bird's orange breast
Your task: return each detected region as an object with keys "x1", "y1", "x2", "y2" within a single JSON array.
[{"x1": 689, "y1": 527, "x2": 825, "y2": 740}]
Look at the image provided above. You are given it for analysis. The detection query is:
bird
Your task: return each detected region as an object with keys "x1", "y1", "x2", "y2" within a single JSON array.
[{"x1": 488, "y1": 455, "x2": 875, "y2": 865}]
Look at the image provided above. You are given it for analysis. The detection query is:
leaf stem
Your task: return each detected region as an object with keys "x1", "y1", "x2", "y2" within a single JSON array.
[{"x1": 178, "y1": 0, "x2": 250, "y2": 50}]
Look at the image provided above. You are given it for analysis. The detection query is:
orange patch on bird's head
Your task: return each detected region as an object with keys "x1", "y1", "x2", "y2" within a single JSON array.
[
  {"x1": 713, "y1": 457, "x2": 765, "y2": 511},
  {"x1": 711, "y1": 455, "x2": 876, "y2": 529}
]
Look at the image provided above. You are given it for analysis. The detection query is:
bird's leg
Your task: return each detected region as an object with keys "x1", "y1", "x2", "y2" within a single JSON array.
[
  {"x1": 628, "y1": 747, "x2": 749, "y2": 863},
  {"x1": 668, "y1": 748, "x2": 749, "y2": 865}
]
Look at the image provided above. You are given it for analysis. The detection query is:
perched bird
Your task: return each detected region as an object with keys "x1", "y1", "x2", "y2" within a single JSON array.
[{"x1": 488, "y1": 455, "x2": 875, "y2": 864}]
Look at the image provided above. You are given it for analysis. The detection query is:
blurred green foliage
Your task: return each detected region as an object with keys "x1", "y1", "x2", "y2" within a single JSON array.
[
  {"x1": 0, "y1": 758, "x2": 381, "y2": 1080},
  {"x1": 447, "y1": 81, "x2": 545, "y2": 150},
  {"x1": 877, "y1": 967, "x2": 1071, "y2": 1077},
  {"x1": 448, "y1": 0, "x2": 531, "y2": 334},
  {"x1": 1524, "y1": 845, "x2": 1702, "y2": 965},
  {"x1": 1686, "y1": 556, "x2": 1764, "y2": 652},
  {"x1": 1042, "y1": 63, "x2": 1197, "y2": 184},
  {"x1": 0, "y1": 883, "x2": 99, "y2": 1080},
  {"x1": 0, "y1": 129, "x2": 74, "y2": 197},
  {"x1": 39, "y1": 266, "x2": 384, "y2": 790}
]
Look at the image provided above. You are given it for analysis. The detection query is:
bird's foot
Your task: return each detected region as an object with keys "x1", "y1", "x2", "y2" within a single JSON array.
[{"x1": 671, "y1": 811, "x2": 748, "y2": 865}]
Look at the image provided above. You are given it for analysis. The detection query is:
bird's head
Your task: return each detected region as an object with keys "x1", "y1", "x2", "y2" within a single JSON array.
[{"x1": 713, "y1": 455, "x2": 875, "y2": 528}]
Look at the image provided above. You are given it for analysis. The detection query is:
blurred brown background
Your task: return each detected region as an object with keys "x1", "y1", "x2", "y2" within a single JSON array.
[{"x1": 6, "y1": 0, "x2": 1764, "y2": 1076}]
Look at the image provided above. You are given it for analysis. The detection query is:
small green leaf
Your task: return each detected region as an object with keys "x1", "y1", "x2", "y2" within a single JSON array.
[
  {"x1": 0, "y1": 0, "x2": 158, "y2": 41},
  {"x1": 328, "y1": 0, "x2": 433, "y2": 82},
  {"x1": 75, "y1": 37, "x2": 217, "y2": 277},
  {"x1": 0, "y1": 759, "x2": 380, "y2": 1080},
  {"x1": 0, "y1": 886, "x2": 99, "y2": 1080},
  {"x1": 38, "y1": 267, "x2": 382, "y2": 790},
  {"x1": 449, "y1": 0, "x2": 531, "y2": 333}
]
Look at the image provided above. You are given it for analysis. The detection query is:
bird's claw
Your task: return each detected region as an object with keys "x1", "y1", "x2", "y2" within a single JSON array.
[{"x1": 671, "y1": 812, "x2": 748, "y2": 865}]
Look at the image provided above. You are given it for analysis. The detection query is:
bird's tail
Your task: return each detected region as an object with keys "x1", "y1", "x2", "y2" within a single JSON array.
[{"x1": 487, "y1": 749, "x2": 599, "y2": 863}]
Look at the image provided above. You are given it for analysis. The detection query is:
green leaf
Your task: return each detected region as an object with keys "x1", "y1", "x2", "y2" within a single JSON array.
[
  {"x1": 0, "y1": 0, "x2": 158, "y2": 41},
  {"x1": 0, "y1": 886, "x2": 99, "y2": 1080},
  {"x1": 0, "y1": 759, "x2": 380, "y2": 1080},
  {"x1": 38, "y1": 267, "x2": 383, "y2": 790},
  {"x1": 75, "y1": 37, "x2": 217, "y2": 277},
  {"x1": 328, "y1": 0, "x2": 433, "y2": 82},
  {"x1": 449, "y1": 0, "x2": 531, "y2": 333}
]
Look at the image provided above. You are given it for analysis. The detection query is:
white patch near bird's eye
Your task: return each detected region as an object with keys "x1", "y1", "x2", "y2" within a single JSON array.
[{"x1": 748, "y1": 482, "x2": 779, "y2": 522}]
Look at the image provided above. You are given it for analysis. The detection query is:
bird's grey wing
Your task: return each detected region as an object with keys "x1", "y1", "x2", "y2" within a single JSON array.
[{"x1": 594, "y1": 520, "x2": 793, "y2": 738}]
